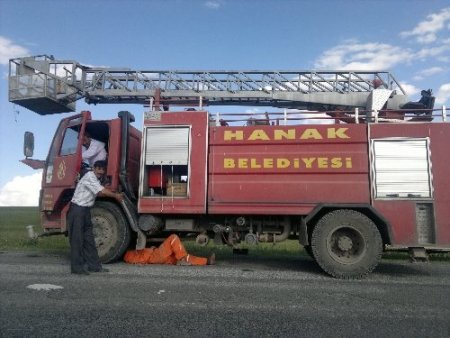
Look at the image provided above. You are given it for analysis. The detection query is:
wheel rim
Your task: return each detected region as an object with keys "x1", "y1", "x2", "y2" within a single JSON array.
[
  {"x1": 326, "y1": 226, "x2": 366, "y2": 264},
  {"x1": 92, "y1": 215, "x2": 119, "y2": 257}
]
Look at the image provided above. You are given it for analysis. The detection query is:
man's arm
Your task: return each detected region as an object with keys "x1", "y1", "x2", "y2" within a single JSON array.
[
  {"x1": 84, "y1": 172, "x2": 123, "y2": 202},
  {"x1": 82, "y1": 139, "x2": 104, "y2": 162},
  {"x1": 98, "y1": 188, "x2": 124, "y2": 202}
]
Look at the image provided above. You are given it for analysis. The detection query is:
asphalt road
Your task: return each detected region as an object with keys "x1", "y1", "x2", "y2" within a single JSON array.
[{"x1": 1, "y1": 251, "x2": 450, "y2": 338}]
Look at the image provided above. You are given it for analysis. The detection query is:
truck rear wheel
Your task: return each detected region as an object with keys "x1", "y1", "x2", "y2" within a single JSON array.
[
  {"x1": 311, "y1": 209, "x2": 382, "y2": 279},
  {"x1": 91, "y1": 201, "x2": 131, "y2": 263},
  {"x1": 303, "y1": 245, "x2": 315, "y2": 259}
]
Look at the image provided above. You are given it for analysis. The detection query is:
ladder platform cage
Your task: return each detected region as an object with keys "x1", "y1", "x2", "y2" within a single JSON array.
[{"x1": 8, "y1": 56, "x2": 78, "y2": 114}]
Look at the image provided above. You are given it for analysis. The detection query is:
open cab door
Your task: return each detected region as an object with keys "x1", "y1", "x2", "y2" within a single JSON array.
[{"x1": 40, "y1": 111, "x2": 91, "y2": 229}]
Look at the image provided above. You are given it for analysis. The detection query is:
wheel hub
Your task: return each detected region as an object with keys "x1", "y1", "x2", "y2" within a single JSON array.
[
  {"x1": 337, "y1": 235, "x2": 353, "y2": 251},
  {"x1": 327, "y1": 226, "x2": 366, "y2": 264}
]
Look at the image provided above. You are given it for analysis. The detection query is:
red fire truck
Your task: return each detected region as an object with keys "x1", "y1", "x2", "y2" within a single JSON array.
[{"x1": 9, "y1": 56, "x2": 450, "y2": 278}]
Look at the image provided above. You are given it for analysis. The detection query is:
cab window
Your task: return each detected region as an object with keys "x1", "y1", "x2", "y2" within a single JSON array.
[{"x1": 60, "y1": 128, "x2": 79, "y2": 156}]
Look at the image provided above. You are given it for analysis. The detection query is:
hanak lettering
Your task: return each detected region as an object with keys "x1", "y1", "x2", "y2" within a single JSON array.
[{"x1": 223, "y1": 127, "x2": 350, "y2": 141}]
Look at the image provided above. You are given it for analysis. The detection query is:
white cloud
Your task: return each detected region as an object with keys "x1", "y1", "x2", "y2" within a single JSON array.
[
  {"x1": 204, "y1": 1, "x2": 223, "y2": 9},
  {"x1": 314, "y1": 41, "x2": 413, "y2": 70},
  {"x1": 415, "y1": 44, "x2": 450, "y2": 60},
  {"x1": 437, "y1": 55, "x2": 450, "y2": 62},
  {"x1": 399, "y1": 82, "x2": 420, "y2": 97},
  {"x1": 291, "y1": 111, "x2": 334, "y2": 125},
  {"x1": 315, "y1": 10, "x2": 450, "y2": 72},
  {"x1": 436, "y1": 83, "x2": 450, "y2": 105},
  {"x1": 0, "y1": 172, "x2": 42, "y2": 206},
  {"x1": 400, "y1": 7, "x2": 450, "y2": 44},
  {"x1": 0, "y1": 36, "x2": 30, "y2": 65},
  {"x1": 413, "y1": 67, "x2": 444, "y2": 81}
]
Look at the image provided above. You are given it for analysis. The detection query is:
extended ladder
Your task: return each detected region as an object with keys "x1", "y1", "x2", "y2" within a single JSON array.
[{"x1": 9, "y1": 55, "x2": 407, "y2": 115}]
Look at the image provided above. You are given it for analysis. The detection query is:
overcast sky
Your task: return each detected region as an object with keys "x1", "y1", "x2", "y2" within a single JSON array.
[{"x1": 0, "y1": 0, "x2": 449, "y2": 206}]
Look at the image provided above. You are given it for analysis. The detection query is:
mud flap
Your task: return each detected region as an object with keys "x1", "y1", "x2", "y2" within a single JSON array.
[
  {"x1": 120, "y1": 198, "x2": 147, "y2": 250},
  {"x1": 136, "y1": 229, "x2": 147, "y2": 250}
]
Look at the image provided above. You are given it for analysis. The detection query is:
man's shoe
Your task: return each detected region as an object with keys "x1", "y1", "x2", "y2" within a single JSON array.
[
  {"x1": 88, "y1": 267, "x2": 109, "y2": 273},
  {"x1": 71, "y1": 269, "x2": 90, "y2": 275},
  {"x1": 207, "y1": 253, "x2": 216, "y2": 265}
]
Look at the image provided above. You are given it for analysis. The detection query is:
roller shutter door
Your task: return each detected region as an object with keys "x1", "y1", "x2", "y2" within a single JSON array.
[
  {"x1": 371, "y1": 138, "x2": 432, "y2": 199},
  {"x1": 145, "y1": 127, "x2": 190, "y2": 165}
]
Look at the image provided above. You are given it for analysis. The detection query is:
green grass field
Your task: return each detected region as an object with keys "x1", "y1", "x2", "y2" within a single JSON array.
[
  {"x1": 1, "y1": 207, "x2": 449, "y2": 261},
  {"x1": 0, "y1": 207, "x2": 69, "y2": 253}
]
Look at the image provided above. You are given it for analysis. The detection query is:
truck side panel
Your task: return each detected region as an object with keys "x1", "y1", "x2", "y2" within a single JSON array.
[
  {"x1": 370, "y1": 123, "x2": 450, "y2": 246},
  {"x1": 138, "y1": 112, "x2": 208, "y2": 214},
  {"x1": 208, "y1": 124, "x2": 370, "y2": 215}
]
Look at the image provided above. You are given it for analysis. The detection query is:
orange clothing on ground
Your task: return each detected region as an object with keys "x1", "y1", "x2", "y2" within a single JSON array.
[{"x1": 124, "y1": 234, "x2": 207, "y2": 266}]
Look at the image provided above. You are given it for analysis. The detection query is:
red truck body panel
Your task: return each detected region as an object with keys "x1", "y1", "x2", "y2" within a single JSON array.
[
  {"x1": 137, "y1": 111, "x2": 449, "y2": 248},
  {"x1": 138, "y1": 112, "x2": 208, "y2": 214},
  {"x1": 208, "y1": 124, "x2": 370, "y2": 214}
]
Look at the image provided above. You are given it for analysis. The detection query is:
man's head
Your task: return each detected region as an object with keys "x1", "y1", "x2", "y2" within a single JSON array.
[
  {"x1": 82, "y1": 132, "x2": 92, "y2": 147},
  {"x1": 93, "y1": 160, "x2": 107, "y2": 178}
]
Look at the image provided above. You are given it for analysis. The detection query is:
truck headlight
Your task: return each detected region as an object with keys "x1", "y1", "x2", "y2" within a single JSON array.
[{"x1": 46, "y1": 165, "x2": 53, "y2": 183}]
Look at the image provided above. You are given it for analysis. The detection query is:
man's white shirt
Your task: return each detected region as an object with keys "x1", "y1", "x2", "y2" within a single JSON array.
[
  {"x1": 71, "y1": 171, "x2": 104, "y2": 207},
  {"x1": 82, "y1": 139, "x2": 107, "y2": 167}
]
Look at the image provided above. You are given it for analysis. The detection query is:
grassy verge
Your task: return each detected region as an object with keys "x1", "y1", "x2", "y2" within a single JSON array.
[
  {"x1": 183, "y1": 237, "x2": 306, "y2": 260},
  {"x1": 0, "y1": 207, "x2": 69, "y2": 254},
  {"x1": 1, "y1": 207, "x2": 449, "y2": 261}
]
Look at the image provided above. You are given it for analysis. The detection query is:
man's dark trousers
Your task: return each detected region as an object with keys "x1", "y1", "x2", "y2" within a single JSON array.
[{"x1": 67, "y1": 204, "x2": 102, "y2": 273}]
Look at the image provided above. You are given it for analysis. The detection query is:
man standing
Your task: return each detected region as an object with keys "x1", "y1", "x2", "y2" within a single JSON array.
[{"x1": 68, "y1": 160, "x2": 123, "y2": 275}]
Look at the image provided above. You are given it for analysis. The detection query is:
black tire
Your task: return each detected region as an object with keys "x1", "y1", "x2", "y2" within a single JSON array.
[
  {"x1": 91, "y1": 201, "x2": 131, "y2": 263},
  {"x1": 303, "y1": 245, "x2": 315, "y2": 260},
  {"x1": 311, "y1": 209, "x2": 382, "y2": 279}
]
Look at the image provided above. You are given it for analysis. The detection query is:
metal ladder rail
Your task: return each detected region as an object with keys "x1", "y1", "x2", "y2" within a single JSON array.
[{"x1": 9, "y1": 55, "x2": 407, "y2": 113}]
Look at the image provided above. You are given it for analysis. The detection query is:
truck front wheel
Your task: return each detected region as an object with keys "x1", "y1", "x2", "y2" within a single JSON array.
[
  {"x1": 311, "y1": 209, "x2": 382, "y2": 279},
  {"x1": 91, "y1": 201, "x2": 131, "y2": 263},
  {"x1": 303, "y1": 245, "x2": 315, "y2": 259}
]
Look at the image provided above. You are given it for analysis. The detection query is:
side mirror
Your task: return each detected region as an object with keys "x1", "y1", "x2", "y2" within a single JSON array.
[{"x1": 24, "y1": 131, "x2": 34, "y2": 158}]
